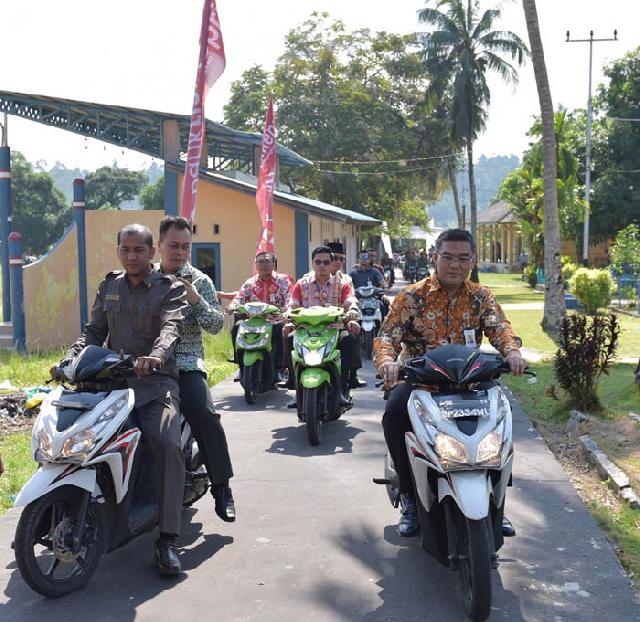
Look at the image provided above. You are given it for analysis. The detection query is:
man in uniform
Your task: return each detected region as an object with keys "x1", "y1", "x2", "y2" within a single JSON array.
[
  {"x1": 157, "y1": 216, "x2": 236, "y2": 524},
  {"x1": 65, "y1": 224, "x2": 187, "y2": 575}
]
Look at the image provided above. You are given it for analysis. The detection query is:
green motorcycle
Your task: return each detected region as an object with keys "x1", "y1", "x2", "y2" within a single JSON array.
[
  {"x1": 235, "y1": 301, "x2": 281, "y2": 404},
  {"x1": 289, "y1": 305, "x2": 351, "y2": 445}
]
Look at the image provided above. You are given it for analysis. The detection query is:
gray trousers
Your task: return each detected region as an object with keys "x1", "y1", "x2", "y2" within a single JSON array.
[{"x1": 135, "y1": 395, "x2": 184, "y2": 536}]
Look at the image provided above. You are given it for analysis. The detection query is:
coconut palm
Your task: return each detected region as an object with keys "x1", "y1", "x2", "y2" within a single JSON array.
[
  {"x1": 418, "y1": 0, "x2": 529, "y2": 254},
  {"x1": 521, "y1": 0, "x2": 566, "y2": 337}
]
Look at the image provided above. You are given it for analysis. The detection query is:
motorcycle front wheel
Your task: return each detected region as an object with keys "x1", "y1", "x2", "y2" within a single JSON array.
[
  {"x1": 303, "y1": 387, "x2": 321, "y2": 446},
  {"x1": 15, "y1": 485, "x2": 107, "y2": 598},
  {"x1": 362, "y1": 330, "x2": 374, "y2": 360},
  {"x1": 243, "y1": 363, "x2": 258, "y2": 404},
  {"x1": 455, "y1": 510, "x2": 492, "y2": 621}
]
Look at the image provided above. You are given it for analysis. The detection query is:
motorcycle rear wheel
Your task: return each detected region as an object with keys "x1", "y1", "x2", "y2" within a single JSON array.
[
  {"x1": 362, "y1": 330, "x2": 374, "y2": 360},
  {"x1": 303, "y1": 387, "x2": 321, "y2": 446},
  {"x1": 15, "y1": 485, "x2": 107, "y2": 598},
  {"x1": 455, "y1": 511, "x2": 492, "y2": 621},
  {"x1": 243, "y1": 363, "x2": 258, "y2": 404}
]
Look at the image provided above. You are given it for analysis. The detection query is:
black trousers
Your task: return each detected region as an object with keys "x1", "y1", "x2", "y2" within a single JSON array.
[
  {"x1": 382, "y1": 383, "x2": 415, "y2": 494},
  {"x1": 179, "y1": 371, "x2": 233, "y2": 486},
  {"x1": 284, "y1": 331, "x2": 362, "y2": 390},
  {"x1": 231, "y1": 319, "x2": 285, "y2": 367}
]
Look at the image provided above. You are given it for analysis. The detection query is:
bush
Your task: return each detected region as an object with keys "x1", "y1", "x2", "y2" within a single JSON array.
[
  {"x1": 524, "y1": 264, "x2": 537, "y2": 287},
  {"x1": 570, "y1": 268, "x2": 614, "y2": 314},
  {"x1": 554, "y1": 313, "x2": 620, "y2": 411},
  {"x1": 561, "y1": 256, "x2": 577, "y2": 288}
]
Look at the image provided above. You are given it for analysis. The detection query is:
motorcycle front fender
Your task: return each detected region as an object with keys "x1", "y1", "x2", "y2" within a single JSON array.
[
  {"x1": 361, "y1": 320, "x2": 377, "y2": 332},
  {"x1": 14, "y1": 464, "x2": 98, "y2": 508},
  {"x1": 300, "y1": 367, "x2": 331, "y2": 389},
  {"x1": 438, "y1": 471, "x2": 491, "y2": 521},
  {"x1": 243, "y1": 350, "x2": 264, "y2": 367}
]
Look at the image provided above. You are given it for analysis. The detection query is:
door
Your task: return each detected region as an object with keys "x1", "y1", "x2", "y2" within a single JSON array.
[{"x1": 191, "y1": 243, "x2": 221, "y2": 288}]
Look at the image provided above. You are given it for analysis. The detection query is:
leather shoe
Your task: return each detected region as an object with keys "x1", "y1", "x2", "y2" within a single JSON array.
[
  {"x1": 398, "y1": 493, "x2": 420, "y2": 537},
  {"x1": 213, "y1": 485, "x2": 236, "y2": 522},
  {"x1": 339, "y1": 393, "x2": 352, "y2": 409},
  {"x1": 287, "y1": 399, "x2": 298, "y2": 409},
  {"x1": 155, "y1": 537, "x2": 181, "y2": 575},
  {"x1": 501, "y1": 515, "x2": 516, "y2": 537},
  {"x1": 349, "y1": 373, "x2": 367, "y2": 389}
]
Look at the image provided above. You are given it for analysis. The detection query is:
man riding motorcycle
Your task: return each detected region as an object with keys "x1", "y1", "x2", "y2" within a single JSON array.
[
  {"x1": 228, "y1": 251, "x2": 292, "y2": 383},
  {"x1": 373, "y1": 228, "x2": 526, "y2": 538},
  {"x1": 62, "y1": 224, "x2": 187, "y2": 575},
  {"x1": 349, "y1": 251, "x2": 390, "y2": 324},
  {"x1": 157, "y1": 216, "x2": 236, "y2": 525}
]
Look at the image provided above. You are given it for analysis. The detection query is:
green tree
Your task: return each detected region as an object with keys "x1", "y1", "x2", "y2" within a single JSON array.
[
  {"x1": 418, "y1": 0, "x2": 529, "y2": 254},
  {"x1": 84, "y1": 165, "x2": 147, "y2": 210},
  {"x1": 224, "y1": 14, "x2": 449, "y2": 237},
  {"x1": 10, "y1": 152, "x2": 72, "y2": 255},
  {"x1": 140, "y1": 176, "x2": 165, "y2": 211},
  {"x1": 589, "y1": 47, "x2": 640, "y2": 243}
]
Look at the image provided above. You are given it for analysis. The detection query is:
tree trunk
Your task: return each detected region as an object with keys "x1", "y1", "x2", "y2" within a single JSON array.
[
  {"x1": 446, "y1": 152, "x2": 463, "y2": 228},
  {"x1": 522, "y1": 0, "x2": 565, "y2": 339},
  {"x1": 467, "y1": 141, "x2": 479, "y2": 282}
]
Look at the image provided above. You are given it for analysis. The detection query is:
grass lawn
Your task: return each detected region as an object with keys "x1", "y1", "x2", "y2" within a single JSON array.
[
  {"x1": 0, "y1": 331, "x2": 235, "y2": 514},
  {"x1": 479, "y1": 272, "x2": 544, "y2": 305}
]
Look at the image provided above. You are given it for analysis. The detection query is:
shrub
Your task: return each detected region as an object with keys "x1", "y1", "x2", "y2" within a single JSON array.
[
  {"x1": 570, "y1": 268, "x2": 614, "y2": 314},
  {"x1": 524, "y1": 264, "x2": 537, "y2": 287},
  {"x1": 554, "y1": 313, "x2": 620, "y2": 411},
  {"x1": 610, "y1": 224, "x2": 640, "y2": 276}
]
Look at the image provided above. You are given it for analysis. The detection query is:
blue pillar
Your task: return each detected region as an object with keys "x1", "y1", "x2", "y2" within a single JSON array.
[
  {"x1": 73, "y1": 179, "x2": 88, "y2": 329},
  {"x1": 164, "y1": 168, "x2": 178, "y2": 215},
  {"x1": 1, "y1": 146, "x2": 12, "y2": 321},
  {"x1": 8, "y1": 231, "x2": 25, "y2": 351}
]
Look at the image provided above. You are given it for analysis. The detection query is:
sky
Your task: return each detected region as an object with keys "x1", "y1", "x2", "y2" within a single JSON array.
[{"x1": 0, "y1": 0, "x2": 637, "y2": 174}]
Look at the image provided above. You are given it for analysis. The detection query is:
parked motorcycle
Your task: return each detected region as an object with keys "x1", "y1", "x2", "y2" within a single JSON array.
[
  {"x1": 403, "y1": 261, "x2": 417, "y2": 283},
  {"x1": 13, "y1": 346, "x2": 208, "y2": 598},
  {"x1": 416, "y1": 265, "x2": 430, "y2": 281},
  {"x1": 289, "y1": 305, "x2": 351, "y2": 445},
  {"x1": 234, "y1": 301, "x2": 281, "y2": 404},
  {"x1": 375, "y1": 344, "x2": 532, "y2": 621},
  {"x1": 355, "y1": 284, "x2": 385, "y2": 359}
]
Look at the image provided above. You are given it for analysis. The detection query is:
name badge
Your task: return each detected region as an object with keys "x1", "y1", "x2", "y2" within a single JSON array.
[
  {"x1": 270, "y1": 293, "x2": 276, "y2": 304},
  {"x1": 464, "y1": 328, "x2": 477, "y2": 347},
  {"x1": 105, "y1": 294, "x2": 120, "y2": 301}
]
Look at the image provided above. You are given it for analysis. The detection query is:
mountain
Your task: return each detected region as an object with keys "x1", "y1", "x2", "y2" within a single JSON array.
[{"x1": 426, "y1": 154, "x2": 520, "y2": 227}]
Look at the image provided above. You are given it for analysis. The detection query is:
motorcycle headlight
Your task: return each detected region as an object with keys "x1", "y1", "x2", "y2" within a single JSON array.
[
  {"x1": 476, "y1": 423, "x2": 504, "y2": 466},
  {"x1": 35, "y1": 429, "x2": 54, "y2": 462},
  {"x1": 303, "y1": 349, "x2": 324, "y2": 366},
  {"x1": 62, "y1": 430, "x2": 97, "y2": 462},
  {"x1": 435, "y1": 433, "x2": 469, "y2": 466},
  {"x1": 293, "y1": 335, "x2": 308, "y2": 358}
]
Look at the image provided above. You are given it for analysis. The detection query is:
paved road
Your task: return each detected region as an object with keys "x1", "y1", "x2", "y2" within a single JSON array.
[{"x1": 1, "y1": 364, "x2": 638, "y2": 621}]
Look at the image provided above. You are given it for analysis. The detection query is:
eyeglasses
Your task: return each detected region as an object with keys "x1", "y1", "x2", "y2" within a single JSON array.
[
  {"x1": 256, "y1": 258, "x2": 274, "y2": 265},
  {"x1": 313, "y1": 259, "x2": 331, "y2": 266},
  {"x1": 333, "y1": 256, "x2": 344, "y2": 262},
  {"x1": 438, "y1": 253, "x2": 473, "y2": 266}
]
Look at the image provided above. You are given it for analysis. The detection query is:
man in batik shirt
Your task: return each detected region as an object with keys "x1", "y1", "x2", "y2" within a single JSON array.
[
  {"x1": 373, "y1": 228, "x2": 526, "y2": 538},
  {"x1": 229, "y1": 251, "x2": 292, "y2": 379}
]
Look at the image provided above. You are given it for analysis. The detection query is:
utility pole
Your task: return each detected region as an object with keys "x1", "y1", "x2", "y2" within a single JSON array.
[
  {"x1": 566, "y1": 29, "x2": 617, "y2": 266},
  {"x1": 0, "y1": 112, "x2": 11, "y2": 321}
]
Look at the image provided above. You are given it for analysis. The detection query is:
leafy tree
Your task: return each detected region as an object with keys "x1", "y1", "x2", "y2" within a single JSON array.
[
  {"x1": 224, "y1": 14, "x2": 449, "y2": 237},
  {"x1": 84, "y1": 165, "x2": 147, "y2": 210},
  {"x1": 10, "y1": 151, "x2": 72, "y2": 255},
  {"x1": 140, "y1": 176, "x2": 165, "y2": 211},
  {"x1": 609, "y1": 223, "x2": 640, "y2": 276},
  {"x1": 418, "y1": 0, "x2": 529, "y2": 257},
  {"x1": 589, "y1": 47, "x2": 640, "y2": 243}
]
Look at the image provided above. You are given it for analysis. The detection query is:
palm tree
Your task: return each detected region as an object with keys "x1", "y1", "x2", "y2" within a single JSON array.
[
  {"x1": 418, "y1": 0, "x2": 528, "y2": 254},
  {"x1": 521, "y1": 0, "x2": 566, "y2": 337}
]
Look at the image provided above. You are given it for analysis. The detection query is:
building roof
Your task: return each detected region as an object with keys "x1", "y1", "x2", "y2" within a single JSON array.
[
  {"x1": 166, "y1": 164, "x2": 381, "y2": 226},
  {"x1": 0, "y1": 90, "x2": 310, "y2": 169},
  {"x1": 477, "y1": 200, "x2": 518, "y2": 225}
]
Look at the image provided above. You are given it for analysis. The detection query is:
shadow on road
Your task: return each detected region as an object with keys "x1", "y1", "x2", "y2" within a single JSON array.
[
  {"x1": 265, "y1": 419, "x2": 365, "y2": 457},
  {"x1": 0, "y1": 508, "x2": 231, "y2": 622}
]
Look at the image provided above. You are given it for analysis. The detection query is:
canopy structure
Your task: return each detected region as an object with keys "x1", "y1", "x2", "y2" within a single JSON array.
[{"x1": 0, "y1": 90, "x2": 311, "y2": 172}]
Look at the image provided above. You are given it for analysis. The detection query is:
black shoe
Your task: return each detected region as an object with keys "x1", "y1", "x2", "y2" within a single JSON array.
[
  {"x1": 274, "y1": 369, "x2": 285, "y2": 385},
  {"x1": 501, "y1": 515, "x2": 516, "y2": 537},
  {"x1": 339, "y1": 393, "x2": 352, "y2": 409},
  {"x1": 349, "y1": 372, "x2": 367, "y2": 389},
  {"x1": 155, "y1": 536, "x2": 182, "y2": 575},
  {"x1": 287, "y1": 399, "x2": 298, "y2": 409},
  {"x1": 398, "y1": 493, "x2": 420, "y2": 537},
  {"x1": 213, "y1": 485, "x2": 236, "y2": 522}
]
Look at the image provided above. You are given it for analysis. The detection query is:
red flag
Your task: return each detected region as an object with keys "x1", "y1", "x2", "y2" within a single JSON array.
[
  {"x1": 180, "y1": 0, "x2": 226, "y2": 221},
  {"x1": 255, "y1": 96, "x2": 277, "y2": 257}
]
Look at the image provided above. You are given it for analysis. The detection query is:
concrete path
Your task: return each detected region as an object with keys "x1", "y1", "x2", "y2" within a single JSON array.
[{"x1": 1, "y1": 365, "x2": 638, "y2": 621}]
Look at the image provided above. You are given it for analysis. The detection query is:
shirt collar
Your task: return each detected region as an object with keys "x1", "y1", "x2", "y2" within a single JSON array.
[{"x1": 427, "y1": 273, "x2": 471, "y2": 296}]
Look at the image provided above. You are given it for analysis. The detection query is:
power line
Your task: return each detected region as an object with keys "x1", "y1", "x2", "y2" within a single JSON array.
[
  {"x1": 312, "y1": 153, "x2": 454, "y2": 165},
  {"x1": 314, "y1": 165, "x2": 436, "y2": 176}
]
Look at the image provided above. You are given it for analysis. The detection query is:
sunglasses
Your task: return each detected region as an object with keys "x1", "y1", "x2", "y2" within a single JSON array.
[{"x1": 313, "y1": 259, "x2": 331, "y2": 266}]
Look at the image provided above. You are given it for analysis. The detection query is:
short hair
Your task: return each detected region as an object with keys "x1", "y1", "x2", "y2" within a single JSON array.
[
  {"x1": 117, "y1": 224, "x2": 153, "y2": 248},
  {"x1": 311, "y1": 245, "x2": 334, "y2": 261},
  {"x1": 435, "y1": 228, "x2": 476, "y2": 254},
  {"x1": 159, "y1": 216, "x2": 193, "y2": 241}
]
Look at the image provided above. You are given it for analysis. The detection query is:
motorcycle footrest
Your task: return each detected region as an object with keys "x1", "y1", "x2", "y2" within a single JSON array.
[{"x1": 372, "y1": 477, "x2": 392, "y2": 485}]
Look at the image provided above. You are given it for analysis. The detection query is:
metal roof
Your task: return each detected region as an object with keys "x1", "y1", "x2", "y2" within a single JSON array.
[
  {"x1": 165, "y1": 164, "x2": 381, "y2": 226},
  {"x1": 0, "y1": 90, "x2": 310, "y2": 169}
]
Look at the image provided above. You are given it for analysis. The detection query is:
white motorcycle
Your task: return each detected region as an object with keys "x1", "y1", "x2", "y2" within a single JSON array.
[
  {"x1": 355, "y1": 284, "x2": 385, "y2": 359},
  {"x1": 12, "y1": 346, "x2": 209, "y2": 598},
  {"x1": 375, "y1": 344, "x2": 532, "y2": 621}
]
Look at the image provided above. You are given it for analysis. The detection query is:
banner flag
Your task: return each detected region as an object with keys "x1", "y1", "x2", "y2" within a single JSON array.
[
  {"x1": 180, "y1": 0, "x2": 226, "y2": 221},
  {"x1": 255, "y1": 95, "x2": 277, "y2": 257}
]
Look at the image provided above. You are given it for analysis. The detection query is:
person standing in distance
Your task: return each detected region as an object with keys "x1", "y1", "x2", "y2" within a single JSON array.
[{"x1": 157, "y1": 216, "x2": 236, "y2": 524}]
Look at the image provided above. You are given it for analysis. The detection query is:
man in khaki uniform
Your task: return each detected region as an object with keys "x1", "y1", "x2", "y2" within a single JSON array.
[{"x1": 66, "y1": 224, "x2": 187, "y2": 575}]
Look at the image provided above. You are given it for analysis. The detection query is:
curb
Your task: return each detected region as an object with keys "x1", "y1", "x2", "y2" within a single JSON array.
[{"x1": 579, "y1": 433, "x2": 640, "y2": 510}]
